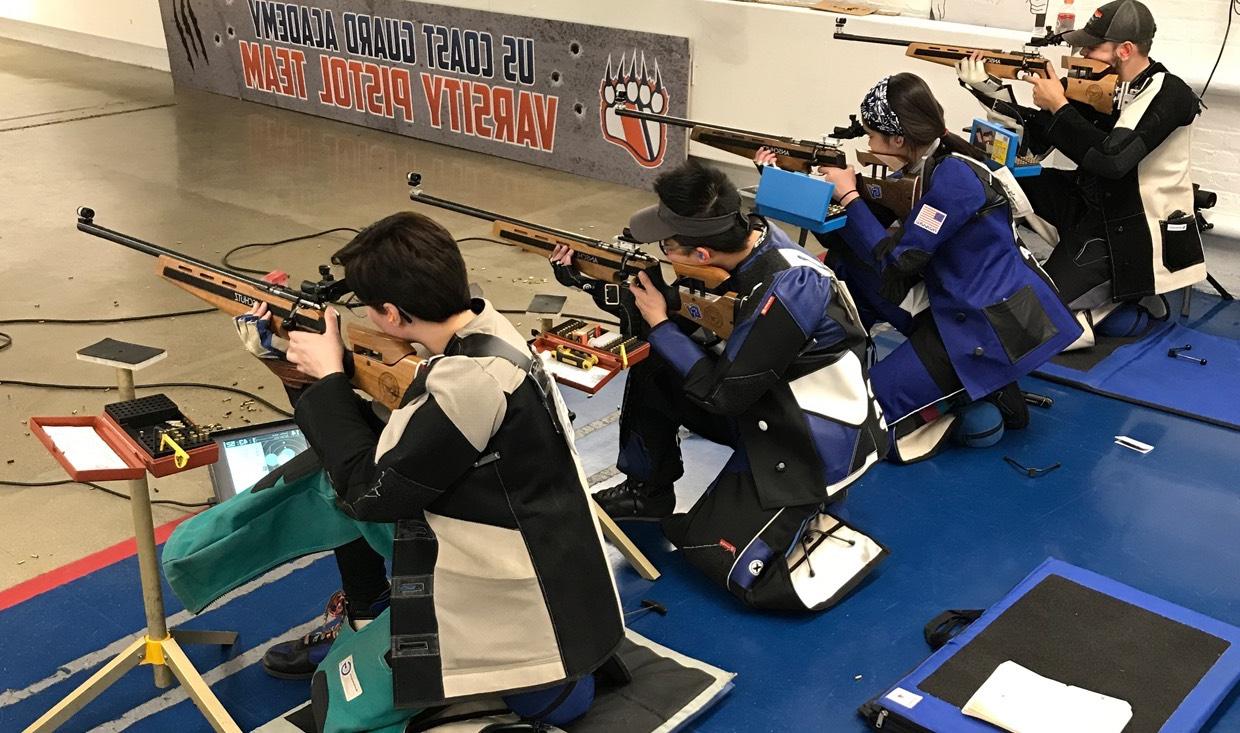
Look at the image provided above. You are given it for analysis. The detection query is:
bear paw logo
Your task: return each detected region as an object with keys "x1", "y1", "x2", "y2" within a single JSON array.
[{"x1": 599, "y1": 51, "x2": 669, "y2": 168}]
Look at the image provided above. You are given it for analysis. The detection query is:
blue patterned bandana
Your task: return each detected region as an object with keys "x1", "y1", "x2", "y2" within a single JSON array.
[{"x1": 861, "y1": 76, "x2": 904, "y2": 137}]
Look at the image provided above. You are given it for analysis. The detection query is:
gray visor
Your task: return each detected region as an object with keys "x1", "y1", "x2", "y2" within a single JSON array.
[{"x1": 626, "y1": 203, "x2": 741, "y2": 244}]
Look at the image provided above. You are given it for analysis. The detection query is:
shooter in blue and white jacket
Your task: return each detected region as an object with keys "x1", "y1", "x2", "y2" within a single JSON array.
[{"x1": 555, "y1": 160, "x2": 889, "y2": 611}]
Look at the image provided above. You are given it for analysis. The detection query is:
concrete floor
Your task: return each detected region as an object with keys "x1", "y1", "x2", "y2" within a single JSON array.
[{"x1": 0, "y1": 36, "x2": 660, "y2": 589}]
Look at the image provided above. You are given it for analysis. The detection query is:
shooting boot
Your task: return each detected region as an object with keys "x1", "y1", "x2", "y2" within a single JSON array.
[
  {"x1": 592, "y1": 478, "x2": 675, "y2": 521},
  {"x1": 983, "y1": 381, "x2": 1029, "y2": 430},
  {"x1": 262, "y1": 587, "x2": 391, "y2": 680}
]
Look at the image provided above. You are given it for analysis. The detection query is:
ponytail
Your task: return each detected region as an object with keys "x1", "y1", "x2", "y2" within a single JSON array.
[{"x1": 885, "y1": 73, "x2": 986, "y2": 162}]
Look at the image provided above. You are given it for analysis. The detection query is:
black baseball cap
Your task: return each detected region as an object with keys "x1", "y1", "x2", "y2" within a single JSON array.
[{"x1": 1063, "y1": 0, "x2": 1157, "y2": 48}]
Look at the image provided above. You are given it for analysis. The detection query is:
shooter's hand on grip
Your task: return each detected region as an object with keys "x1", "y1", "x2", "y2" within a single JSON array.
[
  {"x1": 234, "y1": 301, "x2": 290, "y2": 359},
  {"x1": 286, "y1": 307, "x2": 346, "y2": 380},
  {"x1": 1026, "y1": 62, "x2": 1069, "y2": 112}
]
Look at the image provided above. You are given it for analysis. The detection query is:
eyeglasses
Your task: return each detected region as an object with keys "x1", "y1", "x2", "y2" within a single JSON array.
[
  {"x1": 658, "y1": 239, "x2": 690, "y2": 256},
  {"x1": 340, "y1": 294, "x2": 371, "y2": 318}
]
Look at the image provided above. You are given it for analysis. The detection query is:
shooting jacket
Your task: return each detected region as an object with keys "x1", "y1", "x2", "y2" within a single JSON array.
[
  {"x1": 646, "y1": 221, "x2": 888, "y2": 509},
  {"x1": 838, "y1": 148, "x2": 1082, "y2": 402},
  {"x1": 293, "y1": 299, "x2": 624, "y2": 709},
  {"x1": 1024, "y1": 61, "x2": 1207, "y2": 300}
]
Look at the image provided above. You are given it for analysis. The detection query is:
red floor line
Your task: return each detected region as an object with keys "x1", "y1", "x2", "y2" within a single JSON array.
[{"x1": 0, "y1": 514, "x2": 195, "y2": 612}]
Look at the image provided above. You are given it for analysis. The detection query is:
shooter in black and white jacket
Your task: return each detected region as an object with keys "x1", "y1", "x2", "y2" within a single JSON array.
[{"x1": 959, "y1": 0, "x2": 1206, "y2": 346}]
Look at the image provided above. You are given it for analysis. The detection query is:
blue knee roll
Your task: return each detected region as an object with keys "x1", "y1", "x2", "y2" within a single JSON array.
[
  {"x1": 952, "y1": 401, "x2": 1005, "y2": 448},
  {"x1": 1095, "y1": 303, "x2": 1150, "y2": 338},
  {"x1": 503, "y1": 675, "x2": 596, "y2": 726}
]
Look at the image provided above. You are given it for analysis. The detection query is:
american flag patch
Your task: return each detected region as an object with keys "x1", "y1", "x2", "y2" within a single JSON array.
[{"x1": 913, "y1": 204, "x2": 947, "y2": 234}]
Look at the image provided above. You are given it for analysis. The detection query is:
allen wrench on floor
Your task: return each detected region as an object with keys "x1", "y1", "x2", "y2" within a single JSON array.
[
  {"x1": 1167, "y1": 344, "x2": 1207, "y2": 365},
  {"x1": 1003, "y1": 456, "x2": 1062, "y2": 478}
]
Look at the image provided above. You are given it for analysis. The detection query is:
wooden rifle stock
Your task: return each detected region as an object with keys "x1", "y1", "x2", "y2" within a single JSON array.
[
  {"x1": 905, "y1": 43, "x2": 1115, "y2": 113},
  {"x1": 490, "y1": 222, "x2": 728, "y2": 290},
  {"x1": 77, "y1": 210, "x2": 423, "y2": 410},
  {"x1": 490, "y1": 222, "x2": 736, "y2": 337},
  {"x1": 834, "y1": 20, "x2": 1117, "y2": 114},
  {"x1": 855, "y1": 151, "x2": 921, "y2": 220},
  {"x1": 408, "y1": 177, "x2": 739, "y2": 338}
]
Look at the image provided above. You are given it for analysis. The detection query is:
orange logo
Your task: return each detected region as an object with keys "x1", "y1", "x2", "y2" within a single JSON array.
[{"x1": 599, "y1": 52, "x2": 669, "y2": 168}]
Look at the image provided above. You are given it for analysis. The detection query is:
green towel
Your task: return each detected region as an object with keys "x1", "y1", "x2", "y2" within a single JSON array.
[
  {"x1": 317, "y1": 609, "x2": 418, "y2": 733},
  {"x1": 162, "y1": 460, "x2": 394, "y2": 613}
]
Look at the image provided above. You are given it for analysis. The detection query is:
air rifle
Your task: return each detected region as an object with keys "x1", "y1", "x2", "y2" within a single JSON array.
[
  {"x1": 617, "y1": 109, "x2": 918, "y2": 220},
  {"x1": 833, "y1": 18, "x2": 1118, "y2": 114},
  {"x1": 75, "y1": 207, "x2": 423, "y2": 410},
  {"x1": 406, "y1": 174, "x2": 737, "y2": 339},
  {"x1": 616, "y1": 108, "x2": 849, "y2": 173}
]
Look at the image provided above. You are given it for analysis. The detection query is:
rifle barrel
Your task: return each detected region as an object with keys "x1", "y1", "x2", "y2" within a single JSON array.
[
  {"x1": 75, "y1": 207, "x2": 316, "y2": 307},
  {"x1": 616, "y1": 108, "x2": 805, "y2": 145},
  {"x1": 831, "y1": 29, "x2": 914, "y2": 47},
  {"x1": 408, "y1": 185, "x2": 609, "y2": 250},
  {"x1": 615, "y1": 109, "x2": 695, "y2": 128}
]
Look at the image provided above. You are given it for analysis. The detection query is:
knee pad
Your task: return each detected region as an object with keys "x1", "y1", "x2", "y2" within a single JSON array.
[
  {"x1": 952, "y1": 401, "x2": 1005, "y2": 448},
  {"x1": 504, "y1": 675, "x2": 596, "y2": 726},
  {"x1": 1095, "y1": 303, "x2": 1150, "y2": 338}
]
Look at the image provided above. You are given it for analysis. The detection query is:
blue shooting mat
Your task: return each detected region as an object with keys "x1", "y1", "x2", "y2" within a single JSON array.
[
  {"x1": 863, "y1": 558, "x2": 1240, "y2": 733},
  {"x1": 1033, "y1": 320, "x2": 1240, "y2": 431}
]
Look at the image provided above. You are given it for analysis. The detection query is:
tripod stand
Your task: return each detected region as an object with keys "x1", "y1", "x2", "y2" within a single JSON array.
[{"x1": 25, "y1": 339, "x2": 240, "y2": 733}]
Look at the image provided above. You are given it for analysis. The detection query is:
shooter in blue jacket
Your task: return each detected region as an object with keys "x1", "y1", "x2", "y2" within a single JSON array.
[{"x1": 815, "y1": 73, "x2": 1082, "y2": 461}]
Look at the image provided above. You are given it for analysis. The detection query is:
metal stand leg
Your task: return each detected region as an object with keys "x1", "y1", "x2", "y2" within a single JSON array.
[{"x1": 1206, "y1": 273, "x2": 1235, "y2": 300}]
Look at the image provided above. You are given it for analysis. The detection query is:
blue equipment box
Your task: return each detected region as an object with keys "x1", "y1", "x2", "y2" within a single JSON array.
[
  {"x1": 969, "y1": 118, "x2": 1041, "y2": 178},
  {"x1": 754, "y1": 167, "x2": 847, "y2": 234}
]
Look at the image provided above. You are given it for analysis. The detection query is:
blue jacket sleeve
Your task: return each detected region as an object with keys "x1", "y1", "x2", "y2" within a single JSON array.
[
  {"x1": 647, "y1": 266, "x2": 838, "y2": 416},
  {"x1": 840, "y1": 157, "x2": 985, "y2": 277}
]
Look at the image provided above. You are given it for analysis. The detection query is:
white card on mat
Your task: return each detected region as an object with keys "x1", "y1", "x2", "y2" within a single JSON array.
[{"x1": 962, "y1": 661, "x2": 1133, "y2": 733}]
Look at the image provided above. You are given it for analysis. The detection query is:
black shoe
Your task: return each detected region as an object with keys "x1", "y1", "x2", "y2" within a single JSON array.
[
  {"x1": 984, "y1": 381, "x2": 1029, "y2": 430},
  {"x1": 593, "y1": 479, "x2": 675, "y2": 521},
  {"x1": 262, "y1": 588, "x2": 390, "y2": 680}
]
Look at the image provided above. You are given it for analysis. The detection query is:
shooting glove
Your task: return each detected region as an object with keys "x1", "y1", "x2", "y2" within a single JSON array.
[
  {"x1": 234, "y1": 313, "x2": 289, "y2": 359},
  {"x1": 955, "y1": 57, "x2": 1008, "y2": 100}
]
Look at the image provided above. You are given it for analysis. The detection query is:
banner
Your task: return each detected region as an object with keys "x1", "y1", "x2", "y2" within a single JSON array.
[{"x1": 157, "y1": 1, "x2": 691, "y2": 187}]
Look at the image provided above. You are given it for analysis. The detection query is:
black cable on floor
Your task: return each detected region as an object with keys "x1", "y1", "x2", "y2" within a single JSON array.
[
  {"x1": 0, "y1": 308, "x2": 216, "y2": 327},
  {"x1": 0, "y1": 308, "x2": 217, "y2": 354},
  {"x1": 222, "y1": 227, "x2": 361, "y2": 275},
  {"x1": 0, "y1": 478, "x2": 213, "y2": 510},
  {"x1": 0, "y1": 379, "x2": 292, "y2": 417}
]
